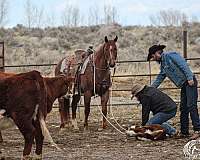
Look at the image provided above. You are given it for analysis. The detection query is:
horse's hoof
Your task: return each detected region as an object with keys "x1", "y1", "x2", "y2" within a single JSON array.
[
  {"x1": 73, "y1": 127, "x2": 79, "y2": 132},
  {"x1": 33, "y1": 154, "x2": 42, "y2": 160},
  {"x1": 59, "y1": 127, "x2": 68, "y2": 134},
  {"x1": 102, "y1": 124, "x2": 107, "y2": 129},
  {"x1": 83, "y1": 126, "x2": 89, "y2": 132},
  {"x1": 22, "y1": 155, "x2": 32, "y2": 160},
  {"x1": 97, "y1": 128, "x2": 103, "y2": 132}
]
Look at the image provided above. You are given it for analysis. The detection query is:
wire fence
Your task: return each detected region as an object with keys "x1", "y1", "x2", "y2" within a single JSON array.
[{"x1": 4, "y1": 57, "x2": 200, "y2": 107}]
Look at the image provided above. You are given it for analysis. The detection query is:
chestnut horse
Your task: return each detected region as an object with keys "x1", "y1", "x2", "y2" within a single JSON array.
[{"x1": 55, "y1": 36, "x2": 118, "y2": 130}]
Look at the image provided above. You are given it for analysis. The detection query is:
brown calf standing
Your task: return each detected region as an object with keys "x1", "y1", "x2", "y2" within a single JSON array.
[
  {"x1": 44, "y1": 75, "x2": 74, "y2": 114},
  {"x1": 0, "y1": 71, "x2": 73, "y2": 159},
  {"x1": 0, "y1": 71, "x2": 48, "y2": 159},
  {"x1": 0, "y1": 71, "x2": 73, "y2": 157}
]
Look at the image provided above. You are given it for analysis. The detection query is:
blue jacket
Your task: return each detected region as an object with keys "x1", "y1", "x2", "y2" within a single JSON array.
[{"x1": 152, "y1": 52, "x2": 194, "y2": 88}]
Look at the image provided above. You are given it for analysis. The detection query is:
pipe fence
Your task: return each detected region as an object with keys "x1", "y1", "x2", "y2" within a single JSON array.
[{"x1": 4, "y1": 57, "x2": 200, "y2": 107}]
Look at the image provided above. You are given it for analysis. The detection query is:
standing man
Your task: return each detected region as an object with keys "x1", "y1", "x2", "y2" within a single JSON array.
[
  {"x1": 131, "y1": 84, "x2": 177, "y2": 136},
  {"x1": 147, "y1": 44, "x2": 200, "y2": 139}
]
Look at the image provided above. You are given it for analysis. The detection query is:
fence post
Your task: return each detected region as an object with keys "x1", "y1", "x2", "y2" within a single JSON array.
[
  {"x1": 0, "y1": 41, "x2": 4, "y2": 72},
  {"x1": 182, "y1": 22, "x2": 188, "y2": 59}
]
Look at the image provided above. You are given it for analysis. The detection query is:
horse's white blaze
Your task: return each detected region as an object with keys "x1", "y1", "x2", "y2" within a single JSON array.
[{"x1": 109, "y1": 46, "x2": 113, "y2": 61}]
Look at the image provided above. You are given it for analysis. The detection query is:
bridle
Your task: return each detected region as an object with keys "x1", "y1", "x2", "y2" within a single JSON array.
[
  {"x1": 92, "y1": 41, "x2": 117, "y2": 95},
  {"x1": 94, "y1": 42, "x2": 116, "y2": 71}
]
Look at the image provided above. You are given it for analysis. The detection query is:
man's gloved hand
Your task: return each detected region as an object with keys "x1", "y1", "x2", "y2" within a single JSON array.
[{"x1": 188, "y1": 79, "x2": 194, "y2": 86}]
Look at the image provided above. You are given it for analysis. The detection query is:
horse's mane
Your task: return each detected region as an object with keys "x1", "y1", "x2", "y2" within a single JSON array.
[
  {"x1": 95, "y1": 43, "x2": 104, "y2": 52},
  {"x1": 93, "y1": 43, "x2": 105, "y2": 60}
]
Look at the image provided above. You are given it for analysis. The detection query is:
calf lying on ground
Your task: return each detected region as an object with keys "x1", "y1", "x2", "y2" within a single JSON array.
[
  {"x1": 126, "y1": 124, "x2": 166, "y2": 141},
  {"x1": 0, "y1": 71, "x2": 73, "y2": 159}
]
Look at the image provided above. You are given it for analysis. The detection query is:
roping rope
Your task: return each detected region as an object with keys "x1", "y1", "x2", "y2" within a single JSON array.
[{"x1": 93, "y1": 65, "x2": 127, "y2": 135}]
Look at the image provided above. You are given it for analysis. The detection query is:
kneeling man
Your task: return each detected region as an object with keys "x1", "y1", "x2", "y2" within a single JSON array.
[{"x1": 131, "y1": 84, "x2": 177, "y2": 136}]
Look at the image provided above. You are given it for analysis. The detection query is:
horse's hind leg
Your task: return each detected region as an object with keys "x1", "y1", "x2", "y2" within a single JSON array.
[
  {"x1": 100, "y1": 90, "x2": 109, "y2": 129},
  {"x1": 83, "y1": 91, "x2": 92, "y2": 131},
  {"x1": 58, "y1": 97, "x2": 70, "y2": 128},
  {"x1": 71, "y1": 94, "x2": 81, "y2": 130}
]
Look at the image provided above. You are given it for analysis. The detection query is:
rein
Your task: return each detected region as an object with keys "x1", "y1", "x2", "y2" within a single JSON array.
[
  {"x1": 92, "y1": 43, "x2": 112, "y2": 96},
  {"x1": 91, "y1": 44, "x2": 127, "y2": 135}
]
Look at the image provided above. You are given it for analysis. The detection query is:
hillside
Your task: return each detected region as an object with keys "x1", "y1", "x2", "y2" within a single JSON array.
[{"x1": 1, "y1": 23, "x2": 200, "y2": 75}]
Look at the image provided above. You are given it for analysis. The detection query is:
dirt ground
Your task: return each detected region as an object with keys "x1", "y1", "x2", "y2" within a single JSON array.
[{"x1": 0, "y1": 102, "x2": 192, "y2": 160}]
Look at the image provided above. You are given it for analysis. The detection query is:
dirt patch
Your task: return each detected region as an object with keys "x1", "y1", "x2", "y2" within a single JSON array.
[{"x1": 0, "y1": 106, "x2": 192, "y2": 160}]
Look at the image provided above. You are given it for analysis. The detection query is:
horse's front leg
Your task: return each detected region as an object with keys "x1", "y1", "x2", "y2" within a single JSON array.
[
  {"x1": 84, "y1": 91, "x2": 92, "y2": 131},
  {"x1": 58, "y1": 97, "x2": 70, "y2": 129},
  {"x1": 101, "y1": 90, "x2": 109, "y2": 129},
  {"x1": 71, "y1": 94, "x2": 81, "y2": 130}
]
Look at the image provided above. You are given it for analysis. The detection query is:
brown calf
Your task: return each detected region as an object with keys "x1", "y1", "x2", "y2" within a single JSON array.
[
  {"x1": 126, "y1": 124, "x2": 166, "y2": 141},
  {"x1": 0, "y1": 71, "x2": 73, "y2": 159},
  {"x1": 0, "y1": 70, "x2": 48, "y2": 159},
  {"x1": 0, "y1": 71, "x2": 73, "y2": 156}
]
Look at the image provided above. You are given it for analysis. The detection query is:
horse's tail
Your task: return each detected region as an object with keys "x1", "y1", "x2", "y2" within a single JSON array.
[{"x1": 39, "y1": 113, "x2": 61, "y2": 151}]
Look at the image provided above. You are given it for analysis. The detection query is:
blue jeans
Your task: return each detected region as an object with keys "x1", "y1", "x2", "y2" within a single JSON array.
[
  {"x1": 180, "y1": 76, "x2": 200, "y2": 134},
  {"x1": 146, "y1": 111, "x2": 176, "y2": 135}
]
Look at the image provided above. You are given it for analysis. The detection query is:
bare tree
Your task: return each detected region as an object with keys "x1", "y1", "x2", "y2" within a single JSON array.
[
  {"x1": 150, "y1": 9, "x2": 188, "y2": 26},
  {"x1": 46, "y1": 13, "x2": 56, "y2": 27},
  {"x1": 103, "y1": 4, "x2": 118, "y2": 25},
  {"x1": 88, "y1": 5, "x2": 100, "y2": 26},
  {"x1": 71, "y1": 7, "x2": 80, "y2": 27},
  {"x1": 149, "y1": 15, "x2": 161, "y2": 26},
  {"x1": 61, "y1": 5, "x2": 72, "y2": 27},
  {"x1": 0, "y1": 0, "x2": 9, "y2": 27},
  {"x1": 61, "y1": 4, "x2": 80, "y2": 27},
  {"x1": 24, "y1": 0, "x2": 33, "y2": 28},
  {"x1": 35, "y1": 6, "x2": 44, "y2": 28},
  {"x1": 191, "y1": 15, "x2": 199, "y2": 23},
  {"x1": 24, "y1": 0, "x2": 44, "y2": 28}
]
